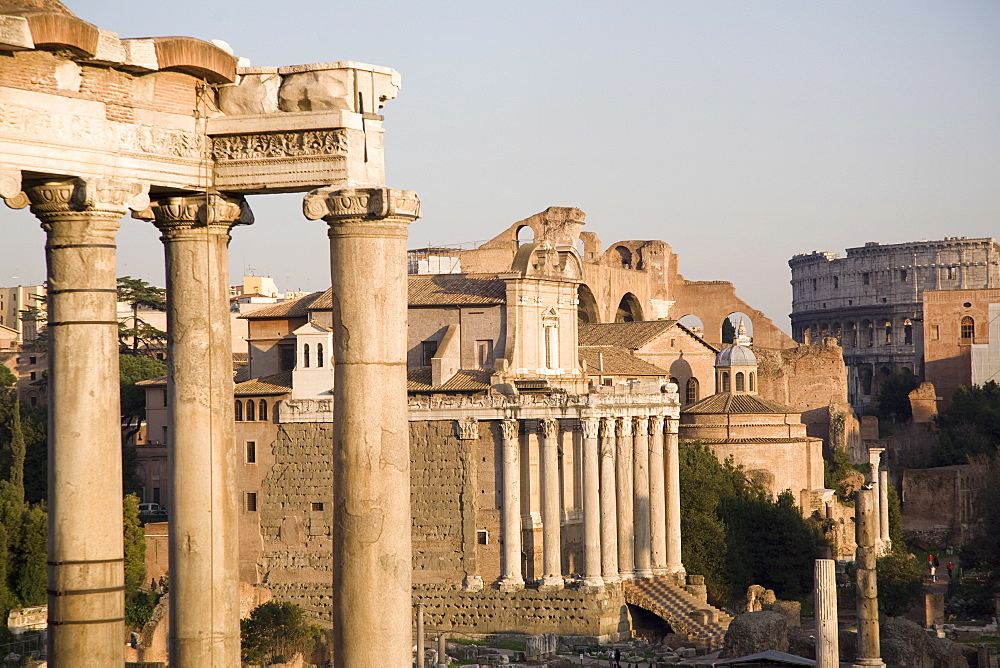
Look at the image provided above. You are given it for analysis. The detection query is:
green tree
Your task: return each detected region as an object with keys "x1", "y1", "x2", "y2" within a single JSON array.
[
  {"x1": 241, "y1": 601, "x2": 318, "y2": 665},
  {"x1": 876, "y1": 552, "x2": 925, "y2": 617},
  {"x1": 123, "y1": 494, "x2": 157, "y2": 627},
  {"x1": 722, "y1": 318, "x2": 736, "y2": 344},
  {"x1": 875, "y1": 371, "x2": 919, "y2": 423},
  {"x1": 960, "y1": 454, "x2": 1000, "y2": 587},
  {"x1": 14, "y1": 504, "x2": 46, "y2": 606},
  {"x1": 933, "y1": 382, "x2": 1000, "y2": 465},
  {"x1": 0, "y1": 365, "x2": 14, "y2": 389},
  {"x1": 887, "y1": 484, "x2": 906, "y2": 553},
  {"x1": 117, "y1": 276, "x2": 167, "y2": 356}
]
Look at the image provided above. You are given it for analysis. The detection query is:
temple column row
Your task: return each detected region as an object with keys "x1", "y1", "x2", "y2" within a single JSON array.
[{"x1": 495, "y1": 414, "x2": 682, "y2": 590}]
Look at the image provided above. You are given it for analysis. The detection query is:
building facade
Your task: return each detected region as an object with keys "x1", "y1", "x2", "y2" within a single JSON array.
[{"x1": 788, "y1": 237, "x2": 1000, "y2": 407}]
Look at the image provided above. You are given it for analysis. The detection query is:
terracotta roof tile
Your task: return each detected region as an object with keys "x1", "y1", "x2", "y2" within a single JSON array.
[
  {"x1": 235, "y1": 370, "x2": 292, "y2": 396},
  {"x1": 407, "y1": 274, "x2": 506, "y2": 306},
  {"x1": 579, "y1": 321, "x2": 677, "y2": 349},
  {"x1": 240, "y1": 290, "x2": 330, "y2": 319},
  {"x1": 682, "y1": 393, "x2": 797, "y2": 415},
  {"x1": 579, "y1": 346, "x2": 667, "y2": 376},
  {"x1": 407, "y1": 368, "x2": 491, "y2": 392}
]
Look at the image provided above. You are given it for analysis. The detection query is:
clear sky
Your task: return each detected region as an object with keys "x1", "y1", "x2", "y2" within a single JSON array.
[{"x1": 2, "y1": 0, "x2": 998, "y2": 332}]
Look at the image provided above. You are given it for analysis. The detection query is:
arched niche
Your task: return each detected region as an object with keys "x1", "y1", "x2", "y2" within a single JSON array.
[
  {"x1": 577, "y1": 284, "x2": 600, "y2": 325},
  {"x1": 722, "y1": 311, "x2": 753, "y2": 344},
  {"x1": 616, "y1": 292, "x2": 643, "y2": 323}
]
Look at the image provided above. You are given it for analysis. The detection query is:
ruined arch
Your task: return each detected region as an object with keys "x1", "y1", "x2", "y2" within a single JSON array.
[
  {"x1": 516, "y1": 225, "x2": 535, "y2": 246},
  {"x1": 678, "y1": 314, "x2": 705, "y2": 339},
  {"x1": 614, "y1": 245, "x2": 634, "y2": 269},
  {"x1": 577, "y1": 284, "x2": 600, "y2": 325},
  {"x1": 616, "y1": 293, "x2": 643, "y2": 323}
]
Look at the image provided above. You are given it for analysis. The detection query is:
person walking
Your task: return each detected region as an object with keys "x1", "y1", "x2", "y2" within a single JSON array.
[{"x1": 947, "y1": 561, "x2": 954, "y2": 579}]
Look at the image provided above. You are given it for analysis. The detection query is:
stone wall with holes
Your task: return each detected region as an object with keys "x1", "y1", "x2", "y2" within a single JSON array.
[{"x1": 413, "y1": 584, "x2": 627, "y2": 642}]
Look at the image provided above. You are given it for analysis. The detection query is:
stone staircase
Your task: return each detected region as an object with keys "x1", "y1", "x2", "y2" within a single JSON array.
[{"x1": 623, "y1": 577, "x2": 733, "y2": 650}]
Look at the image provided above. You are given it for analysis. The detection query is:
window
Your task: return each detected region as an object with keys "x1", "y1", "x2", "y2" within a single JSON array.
[
  {"x1": 833, "y1": 276, "x2": 839, "y2": 289},
  {"x1": 317, "y1": 343, "x2": 324, "y2": 368},
  {"x1": 28, "y1": 356, "x2": 35, "y2": 364},
  {"x1": 947, "y1": 267, "x2": 956, "y2": 280},
  {"x1": 931, "y1": 325, "x2": 939, "y2": 341},
  {"x1": 864, "y1": 321, "x2": 874, "y2": 347},
  {"x1": 162, "y1": 426, "x2": 167, "y2": 445},
  {"x1": 904, "y1": 319, "x2": 913, "y2": 345},
  {"x1": 884, "y1": 322, "x2": 892, "y2": 345},
  {"x1": 721, "y1": 372, "x2": 731, "y2": 393},
  {"x1": 900, "y1": 269, "x2": 907, "y2": 282},
  {"x1": 29, "y1": 372, "x2": 35, "y2": 381},
  {"x1": 812, "y1": 279, "x2": 817, "y2": 291},
  {"x1": 862, "y1": 272, "x2": 870, "y2": 285},
  {"x1": 245, "y1": 441, "x2": 256, "y2": 463},
  {"x1": 246, "y1": 399, "x2": 255, "y2": 421},
  {"x1": 152, "y1": 488, "x2": 160, "y2": 505},
  {"x1": 421, "y1": 340, "x2": 438, "y2": 366},
  {"x1": 234, "y1": 400, "x2": 243, "y2": 421},
  {"x1": 476, "y1": 340, "x2": 494, "y2": 369},
  {"x1": 245, "y1": 492, "x2": 257, "y2": 512},
  {"x1": 258, "y1": 400, "x2": 267, "y2": 422},
  {"x1": 279, "y1": 344, "x2": 296, "y2": 372},
  {"x1": 670, "y1": 338, "x2": 676, "y2": 348},
  {"x1": 303, "y1": 343, "x2": 310, "y2": 368},
  {"x1": 542, "y1": 311, "x2": 559, "y2": 370},
  {"x1": 476, "y1": 529, "x2": 489, "y2": 545},
  {"x1": 311, "y1": 502, "x2": 324, "y2": 512},
  {"x1": 961, "y1": 316, "x2": 974, "y2": 341},
  {"x1": 686, "y1": 378, "x2": 699, "y2": 404},
  {"x1": 749, "y1": 373, "x2": 755, "y2": 392},
  {"x1": 735, "y1": 372, "x2": 745, "y2": 392}
]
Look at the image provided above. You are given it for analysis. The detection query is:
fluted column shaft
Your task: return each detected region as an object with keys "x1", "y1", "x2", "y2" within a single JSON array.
[
  {"x1": 304, "y1": 187, "x2": 420, "y2": 667},
  {"x1": 497, "y1": 420, "x2": 524, "y2": 590},
  {"x1": 648, "y1": 416, "x2": 667, "y2": 575},
  {"x1": 581, "y1": 419, "x2": 603, "y2": 587},
  {"x1": 633, "y1": 417, "x2": 653, "y2": 578},
  {"x1": 141, "y1": 194, "x2": 251, "y2": 666},
  {"x1": 599, "y1": 418, "x2": 620, "y2": 583},
  {"x1": 539, "y1": 418, "x2": 563, "y2": 588},
  {"x1": 854, "y1": 488, "x2": 885, "y2": 668},
  {"x1": 878, "y1": 469, "x2": 891, "y2": 550},
  {"x1": 815, "y1": 559, "x2": 839, "y2": 668},
  {"x1": 665, "y1": 417, "x2": 684, "y2": 577},
  {"x1": 28, "y1": 178, "x2": 144, "y2": 666},
  {"x1": 615, "y1": 417, "x2": 635, "y2": 579}
]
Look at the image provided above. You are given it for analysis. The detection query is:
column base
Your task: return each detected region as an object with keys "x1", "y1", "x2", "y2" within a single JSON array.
[
  {"x1": 538, "y1": 576, "x2": 564, "y2": 590},
  {"x1": 652, "y1": 567, "x2": 668, "y2": 577},
  {"x1": 602, "y1": 574, "x2": 622, "y2": 586},
  {"x1": 635, "y1": 568, "x2": 655, "y2": 579},
  {"x1": 852, "y1": 661, "x2": 886, "y2": 668},
  {"x1": 619, "y1": 571, "x2": 636, "y2": 581},
  {"x1": 496, "y1": 576, "x2": 524, "y2": 592},
  {"x1": 462, "y1": 575, "x2": 484, "y2": 592},
  {"x1": 582, "y1": 575, "x2": 605, "y2": 588}
]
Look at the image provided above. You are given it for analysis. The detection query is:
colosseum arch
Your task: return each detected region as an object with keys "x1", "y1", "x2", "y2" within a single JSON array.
[
  {"x1": 616, "y1": 293, "x2": 644, "y2": 323},
  {"x1": 577, "y1": 284, "x2": 601, "y2": 324}
]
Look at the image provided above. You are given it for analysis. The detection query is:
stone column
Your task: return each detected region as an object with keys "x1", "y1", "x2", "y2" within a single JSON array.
[
  {"x1": 815, "y1": 559, "x2": 839, "y2": 668},
  {"x1": 437, "y1": 633, "x2": 447, "y2": 668},
  {"x1": 867, "y1": 447, "x2": 885, "y2": 553},
  {"x1": 878, "y1": 469, "x2": 891, "y2": 552},
  {"x1": 581, "y1": 418, "x2": 603, "y2": 587},
  {"x1": 142, "y1": 193, "x2": 252, "y2": 666},
  {"x1": 497, "y1": 419, "x2": 524, "y2": 591},
  {"x1": 304, "y1": 186, "x2": 419, "y2": 666},
  {"x1": 648, "y1": 416, "x2": 667, "y2": 576},
  {"x1": 854, "y1": 488, "x2": 885, "y2": 668},
  {"x1": 616, "y1": 417, "x2": 635, "y2": 580},
  {"x1": 27, "y1": 178, "x2": 146, "y2": 666},
  {"x1": 665, "y1": 417, "x2": 685, "y2": 578},
  {"x1": 633, "y1": 417, "x2": 653, "y2": 578},
  {"x1": 415, "y1": 604, "x2": 425, "y2": 668},
  {"x1": 539, "y1": 418, "x2": 563, "y2": 588},
  {"x1": 599, "y1": 418, "x2": 620, "y2": 584}
]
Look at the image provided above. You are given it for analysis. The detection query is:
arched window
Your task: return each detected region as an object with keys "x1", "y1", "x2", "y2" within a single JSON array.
[
  {"x1": 317, "y1": 343, "x2": 324, "y2": 367},
  {"x1": 961, "y1": 316, "x2": 974, "y2": 341},
  {"x1": 615, "y1": 246, "x2": 633, "y2": 269},
  {"x1": 903, "y1": 319, "x2": 913, "y2": 345},
  {"x1": 686, "y1": 378, "x2": 699, "y2": 404},
  {"x1": 749, "y1": 373, "x2": 755, "y2": 392},
  {"x1": 721, "y1": 371, "x2": 731, "y2": 393},
  {"x1": 848, "y1": 323, "x2": 858, "y2": 348},
  {"x1": 516, "y1": 225, "x2": 534, "y2": 246},
  {"x1": 884, "y1": 321, "x2": 892, "y2": 345},
  {"x1": 864, "y1": 321, "x2": 874, "y2": 347},
  {"x1": 259, "y1": 400, "x2": 268, "y2": 422},
  {"x1": 303, "y1": 343, "x2": 310, "y2": 368},
  {"x1": 246, "y1": 399, "x2": 255, "y2": 421},
  {"x1": 735, "y1": 372, "x2": 745, "y2": 392},
  {"x1": 234, "y1": 400, "x2": 243, "y2": 422}
]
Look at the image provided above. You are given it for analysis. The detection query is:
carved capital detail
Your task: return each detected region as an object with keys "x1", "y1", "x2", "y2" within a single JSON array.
[
  {"x1": 302, "y1": 186, "x2": 420, "y2": 223},
  {"x1": 26, "y1": 178, "x2": 149, "y2": 219},
  {"x1": 599, "y1": 417, "x2": 614, "y2": 440},
  {"x1": 540, "y1": 418, "x2": 559, "y2": 440},
  {"x1": 0, "y1": 169, "x2": 27, "y2": 209},
  {"x1": 135, "y1": 193, "x2": 254, "y2": 234},
  {"x1": 454, "y1": 418, "x2": 479, "y2": 441},
  {"x1": 665, "y1": 417, "x2": 679, "y2": 435},
  {"x1": 616, "y1": 417, "x2": 633, "y2": 439},
  {"x1": 581, "y1": 418, "x2": 600, "y2": 440},
  {"x1": 500, "y1": 419, "x2": 518, "y2": 442},
  {"x1": 649, "y1": 415, "x2": 664, "y2": 434},
  {"x1": 633, "y1": 416, "x2": 649, "y2": 436}
]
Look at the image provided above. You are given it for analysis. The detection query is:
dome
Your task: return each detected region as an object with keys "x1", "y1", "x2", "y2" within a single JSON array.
[{"x1": 715, "y1": 344, "x2": 757, "y2": 367}]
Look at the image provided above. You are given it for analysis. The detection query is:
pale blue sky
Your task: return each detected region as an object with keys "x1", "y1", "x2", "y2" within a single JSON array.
[{"x1": 2, "y1": 0, "x2": 998, "y2": 332}]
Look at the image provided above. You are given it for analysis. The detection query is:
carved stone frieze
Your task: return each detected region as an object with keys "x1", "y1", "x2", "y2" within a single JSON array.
[
  {"x1": 277, "y1": 399, "x2": 334, "y2": 423},
  {"x1": 303, "y1": 186, "x2": 420, "y2": 222},
  {"x1": 0, "y1": 102, "x2": 205, "y2": 159},
  {"x1": 210, "y1": 129, "x2": 347, "y2": 162},
  {"x1": 500, "y1": 419, "x2": 518, "y2": 442}
]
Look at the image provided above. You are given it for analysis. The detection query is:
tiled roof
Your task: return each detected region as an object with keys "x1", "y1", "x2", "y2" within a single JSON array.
[
  {"x1": 692, "y1": 437, "x2": 822, "y2": 444},
  {"x1": 407, "y1": 368, "x2": 492, "y2": 392},
  {"x1": 579, "y1": 321, "x2": 677, "y2": 349},
  {"x1": 682, "y1": 393, "x2": 797, "y2": 415},
  {"x1": 240, "y1": 290, "x2": 331, "y2": 319},
  {"x1": 408, "y1": 274, "x2": 506, "y2": 306},
  {"x1": 136, "y1": 376, "x2": 166, "y2": 387},
  {"x1": 579, "y1": 346, "x2": 667, "y2": 376},
  {"x1": 235, "y1": 370, "x2": 292, "y2": 396}
]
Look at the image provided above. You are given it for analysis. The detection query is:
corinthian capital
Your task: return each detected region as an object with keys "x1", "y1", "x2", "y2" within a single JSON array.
[
  {"x1": 540, "y1": 418, "x2": 559, "y2": 440},
  {"x1": 500, "y1": 419, "x2": 519, "y2": 442},
  {"x1": 616, "y1": 417, "x2": 633, "y2": 439},
  {"x1": 26, "y1": 178, "x2": 149, "y2": 219},
  {"x1": 665, "y1": 416, "x2": 679, "y2": 435},
  {"x1": 134, "y1": 193, "x2": 253, "y2": 233},
  {"x1": 302, "y1": 186, "x2": 420, "y2": 223},
  {"x1": 649, "y1": 415, "x2": 664, "y2": 434},
  {"x1": 581, "y1": 418, "x2": 600, "y2": 440}
]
